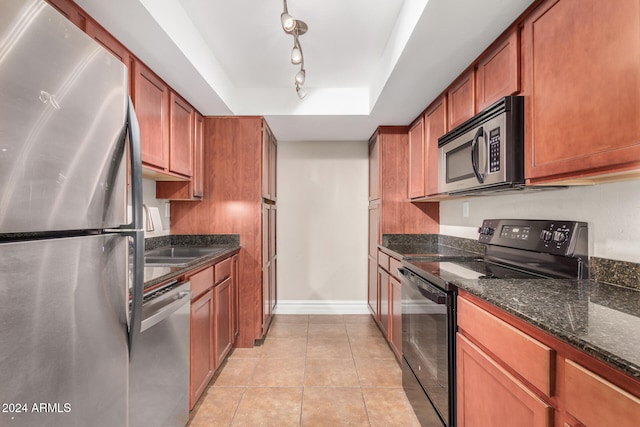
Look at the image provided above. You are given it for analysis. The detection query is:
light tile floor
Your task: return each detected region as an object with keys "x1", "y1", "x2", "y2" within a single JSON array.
[{"x1": 187, "y1": 314, "x2": 421, "y2": 426}]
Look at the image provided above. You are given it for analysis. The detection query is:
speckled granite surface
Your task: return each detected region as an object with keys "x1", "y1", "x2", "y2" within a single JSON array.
[
  {"x1": 383, "y1": 234, "x2": 640, "y2": 381},
  {"x1": 143, "y1": 234, "x2": 240, "y2": 289},
  {"x1": 380, "y1": 234, "x2": 484, "y2": 259}
]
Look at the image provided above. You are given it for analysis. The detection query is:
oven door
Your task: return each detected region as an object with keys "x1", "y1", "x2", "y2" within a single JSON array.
[{"x1": 400, "y1": 267, "x2": 455, "y2": 427}]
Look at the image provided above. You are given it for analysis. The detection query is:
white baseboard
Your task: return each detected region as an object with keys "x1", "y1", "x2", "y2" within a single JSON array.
[{"x1": 274, "y1": 300, "x2": 370, "y2": 315}]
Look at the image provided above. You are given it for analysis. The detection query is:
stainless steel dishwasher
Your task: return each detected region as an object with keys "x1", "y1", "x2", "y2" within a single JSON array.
[{"x1": 130, "y1": 280, "x2": 192, "y2": 427}]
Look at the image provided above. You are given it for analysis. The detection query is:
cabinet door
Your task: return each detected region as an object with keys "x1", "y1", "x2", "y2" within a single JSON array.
[
  {"x1": 169, "y1": 92, "x2": 194, "y2": 177},
  {"x1": 476, "y1": 28, "x2": 520, "y2": 111},
  {"x1": 368, "y1": 256, "x2": 378, "y2": 318},
  {"x1": 368, "y1": 201, "x2": 380, "y2": 259},
  {"x1": 565, "y1": 359, "x2": 640, "y2": 427},
  {"x1": 447, "y1": 70, "x2": 475, "y2": 129},
  {"x1": 269, "y1": 206, "x2": 277, "y2": 316},
  {"x1": 378, "y1": 268, "x2": 389, "y2": 336},
  {"x1": 408, "y1": 117, "x2": 426, "y2": 199},
  {"x1": 190, "y1": 289, "x2": 214, "y2": 409},
  {"x1": 232, "y1": 254, "x2": 239, "y2": 341},
  {"x1": 133, "y1": 61, "x2": 169, "y2": 171},
  {"x1": 389, "y1": 275, "x2": 402, "y2": 361},
  {"x1": 214, "y1": 277, "x2": 233, "y2": 368},
  {"x1": 192, "y1": 112, "x2": 204, "y2": 198},
  {"x1": 262, "y1": 124, "x2": 277, "y2": 201},
  {"x1": 368, "y1": 133, "x2": 380, "y2": 200},
  {"x1": 424, "y1": 96, "x2": 447, "y2": 196},
  {"x1": 523, "y1": 0, "x2": 640, "y2": 182},
  {"x1": 457, "y1": 334, "x2": 553, "y2": 427},
  {"x1": 270, "y1": 132, "x2": 277, "y2": 201}
]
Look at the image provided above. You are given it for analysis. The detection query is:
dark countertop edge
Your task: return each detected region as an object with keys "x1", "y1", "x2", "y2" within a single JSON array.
[
  {"x1": 143, "y1": 245, "x2": 241, "y2": 290},
  {"x1": 455, "y1": 282, "x2": 640, "y2": 382}
]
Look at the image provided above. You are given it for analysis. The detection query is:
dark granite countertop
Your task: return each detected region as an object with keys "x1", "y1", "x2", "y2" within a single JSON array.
[
  {"x1": 382, "y1": 234, "x2": 640, "y2": 382},
  {"x1": 143, "y1": 234, "x2": 240, "y2": 290}
]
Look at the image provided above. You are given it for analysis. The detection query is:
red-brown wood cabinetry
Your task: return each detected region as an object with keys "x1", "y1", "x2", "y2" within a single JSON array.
[
  {"x1": 424, "y1": 96, "x2": 447, "y2": 196},
  {"x1": 168, "y1": 92, "x2": 194, "y2": 178},
  {"x1": 476, "y1": 27, "x2": 520, "y2": 111},
  {"x1": 214, "y1": 276, "x2": 233, "y2": 368},
  {"x1": 523, "y1": 0, "x2": 640, "y2": 183},
  {"x1": 263, "y1": 125, "x2": 277, "y2": 201},
  {"x1": 189, "y1": 266, "x2": 214, "y2": 409},
  {"x1": 457, "y1": 333, "x2": 553, "y2": 427},
  {"x1": 171, "y1": 117, "x2": 277, "y2": 347},
  {"x1": 447, "y1": 70, "x2": 475, "y2": 129},
  {"x1": 133, "y1": 60, "x2": 170, "y2": 172},
  {"x1": 408, "y1": 117, "x2": 425, "y2": 199}
]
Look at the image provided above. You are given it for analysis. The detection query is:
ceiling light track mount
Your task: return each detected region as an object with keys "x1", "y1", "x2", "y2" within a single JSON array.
[{"x1": 281, "y1": 0, "x2": 308, "y2": 99}]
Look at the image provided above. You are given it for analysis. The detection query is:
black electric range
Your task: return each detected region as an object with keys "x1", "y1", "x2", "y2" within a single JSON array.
[{"x1": 399, "y1": 219, "x2": 589, "y2": 427}]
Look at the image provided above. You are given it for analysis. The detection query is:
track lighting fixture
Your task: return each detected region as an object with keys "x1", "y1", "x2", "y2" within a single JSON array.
[{"x1": 281, "y1": 0, "x2": 308, "y2": 99}]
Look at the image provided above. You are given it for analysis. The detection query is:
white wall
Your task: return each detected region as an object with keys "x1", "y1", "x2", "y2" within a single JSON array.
[
  {"x1": 142, "y1": 178, "x2": 170, "y2": 236},
  {"x1": 440, "y1": 180, "x2": 640, "y2": 263},
  {"x1": 277, "y1": 140, "x2": 369, "y2": 314}
]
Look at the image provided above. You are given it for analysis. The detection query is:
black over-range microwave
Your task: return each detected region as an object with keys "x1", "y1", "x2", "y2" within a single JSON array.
[{"x1": 438, "y1": 96, "x2": 524, "y2": 195}]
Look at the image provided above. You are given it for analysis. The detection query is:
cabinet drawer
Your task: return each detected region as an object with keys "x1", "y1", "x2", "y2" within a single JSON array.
[
  {"x1": 378, "y1": 251, "x2": 390, "y2": 271},
  {"x1": 389, "y1": 257, "x2": 402, "y2": 280},
  {"x1": 214, "y1": 257, "x2": 231, "y2": 284},
  {"x1": 565, "y1": 360, "x2": 640, "y2": 427},
  {"x1": 457, "y1": 296, "x2": 554, "y2": 396},
  {"x1": 190, "y1": 266, "x2": 213, "y2": 299}
]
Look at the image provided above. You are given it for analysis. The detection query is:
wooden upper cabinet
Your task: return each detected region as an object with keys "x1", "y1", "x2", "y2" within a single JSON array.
[
  {"x1": 133, "y1": 60, "x2": 170, "y2": 172},
  {"x1": 408, "y1": 117, "x2": 426, "y2": 199},
  {"x1": 476, "y1": 27, "x2": 520, "y2": 111},
  {"x1": 46, "y1": 0, "x2": 86, "y2": 30},
  {"x1": 447, "y1": 69, "x2": 475, "y2": 129},
  {"x1": 425, "y1": 96, "x2": 447, "y2": 196},
  {"x1": 368, "y1": 133, "x2": 381, "y2": 200},
  {"x1": 169, "y1": 91, "x2": 194, "y2": 177},
  {"x1": 192, "y1": 112, "x2": 204, "y2": 198},
  {"x1": 523, "y1": 0, "x2": 640, "y2": 183}
]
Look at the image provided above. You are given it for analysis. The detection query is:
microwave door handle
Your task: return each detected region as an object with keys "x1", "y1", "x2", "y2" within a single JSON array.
[{"x1": 471, "y1": 126, "x2": 486, "y2": 183}]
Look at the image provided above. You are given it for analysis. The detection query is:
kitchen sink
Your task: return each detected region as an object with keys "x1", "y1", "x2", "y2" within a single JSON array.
[{"x1": 144, "y1": 246, "x2": 225, "y2": 266}]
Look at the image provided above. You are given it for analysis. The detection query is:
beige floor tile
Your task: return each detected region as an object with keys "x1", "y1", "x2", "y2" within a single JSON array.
[
  {"x1": 304, "y1": 358, "x2": 360, "y2": 387},
  {"x1": 301, "y1": 387, "x2": 370, "y2": 426},
  {"x1": 248, "y1": 358, "x2": 306, "y2": 387},
  {"x1": 267, "y1": 322, "x2": 309, "y2": 338},
  {"x1": 211, "y1": 358, "x2": 259, "y2": 387},
  {"x1": 261, "y1": 337, "x2": 308, "y2": 358},
  {"x1": 231, "y1": 387, "x2": 303, "y2": 427},
  {"x1": 308, "y1": 314, "x2": 345, "y2": 324},
  {"x1": 273, "y1": 314, "x2": 309, "y2": 324},
  {"x1": 228, "y1": 345, "x2": 263, "y2": 359},
  {"x1": 355, "y1": 358, "x2": 403, "y2": 387},
  {"x1": 306, "y1": 337, "x2": 353, "y2": 359},
  {"x1": 346, "y1": 322, "x2": 385, "y2": 338},
  {"x1": 349, "y1": 335, "x2": 397, "y2": 360},
  {"x1": 343, "y1": 314, "x2": 375, "y2": 324},
  {"x1": 363, "y1": 387, "x2": 421, "y2": 427},
  {"x1": 188, "y1": 386, "x2": 244, "y2": 427},
  {"x1": 307, "y1": 323, "x2": 348, "y2": 339}
]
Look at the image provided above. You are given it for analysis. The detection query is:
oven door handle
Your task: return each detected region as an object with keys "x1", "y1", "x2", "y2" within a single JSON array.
[
  {"x1": 471, "y1": 126, "x2": 486, "y2": 183},
  {"x1": 417, "y1": 284, "x2": 447, "y2": 304},
  {"x1": 399, "y1": 268, "x2": 447, "y2": 305}
]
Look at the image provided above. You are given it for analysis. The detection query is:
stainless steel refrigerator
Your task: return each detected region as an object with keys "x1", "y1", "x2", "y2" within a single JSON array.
[{"x1": 0, "y1": 1, "x2": 144, "y2": 426}]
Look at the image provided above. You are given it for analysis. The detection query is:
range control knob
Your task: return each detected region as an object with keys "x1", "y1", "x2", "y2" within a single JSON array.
[
  {"x1": 540, "y1": 230, "x2": 553, "y2": 242},
  {"x1": 478, "y1": 227, "x2": 494, "y2": 236},
  {"x1": 552, "y1": 231, "x2": 567, "y2": 243}
]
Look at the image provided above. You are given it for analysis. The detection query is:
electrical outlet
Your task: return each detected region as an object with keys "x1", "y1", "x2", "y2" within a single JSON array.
[{"x1": 462, "y1": 201, "x2": 470, "y2": 218}]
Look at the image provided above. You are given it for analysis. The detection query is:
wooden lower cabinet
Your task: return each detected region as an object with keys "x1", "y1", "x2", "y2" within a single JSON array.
[
  {"x1": 378, "y1": 268, "x2": 389, "y2": 337},
  {"x1": 389, "y1": 275, "x2": 402, "y2": 360},
  {"x1": 189, "y1": 288, "x2": 214, "y2": 410},
  {"x1": 564, "y1": 359, "x2": 640, "y2": 427},
  {"x1": 214, "y1": 276, "x2": 233, "y2": 368},
  {"x1": 457, "y1": 333, "x2": 553, "y2": 427}
]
